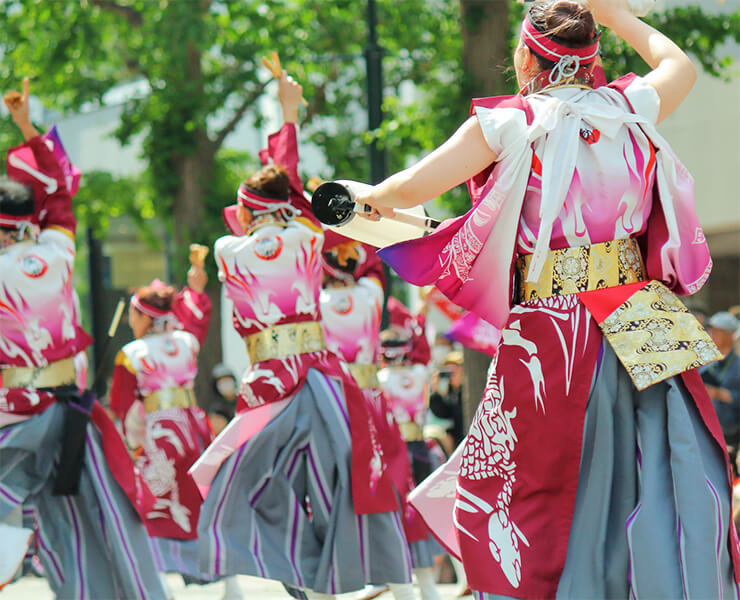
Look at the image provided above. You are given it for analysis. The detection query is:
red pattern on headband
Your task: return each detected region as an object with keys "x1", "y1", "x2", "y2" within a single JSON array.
[
  {"x1": 131, "y1": 295, "x2": 170, "y2": 319},
  {"x1": 0, "y1": 213, "x2": 31, "y2": 228},
  {"x1": 521, "y1": 13, "x2": 599, "y2": 63},
  {"x1": 236, "y1": 183, "x2": 289, "y2": 211}
]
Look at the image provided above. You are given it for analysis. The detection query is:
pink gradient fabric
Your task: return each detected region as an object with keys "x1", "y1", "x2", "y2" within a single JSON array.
[{"x1": 379, "y1": 74, "x2": 712, "y2": 330}]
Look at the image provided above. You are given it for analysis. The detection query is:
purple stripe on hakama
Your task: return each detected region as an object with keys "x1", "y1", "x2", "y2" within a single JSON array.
[
  {"x1": 212, "y1": 440, "x2": 249, "y2": 573},
  {"x1": 35, "y1": 518, "x2": 64, "y2": 584},
  {"x1": 676, "y1": 516, "x2": 688, "y2": 599},
  {"x1": 0, "y1": 485, "x2": 22, "y2": 505},
  {"x1": 252, "y1": 527, "x2": 267, "y2": 578},
  {"x1": 288, "y1": 498, "x2": 304, "y2": 586},
  {"x1": 706, "y1": 478, "x2": 726, "y2": 599},
  {"x1": 86, "y1": 437, "x2": 148, "y2": 600},
  {"x1": 323, "y1": 374, "x2": 350, "y2": 428},
  {"x1": 64, "y1": 496, "x2": 85, "y2": 600},
  {"x1": 249, "y1": 478, "x2": 270, "y2": 509},
  {"x1": 356, "y1": 515, "x2": 368, "y2": 578},
  {"x1": 286, "y1": 444, "x2": 309, "y2": 480},
  {"x1": 306, "y1": 445, "x2": 331, "y2": 514},
  {"x1": 392, "y1": 509, "x2": 413, "y2": 576}
]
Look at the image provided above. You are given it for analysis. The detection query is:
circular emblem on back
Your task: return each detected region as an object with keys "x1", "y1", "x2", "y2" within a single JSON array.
[
  {"x1": 162, "y1": 339, "x2": 179, "y2": 357},
  {"x1": 331, "y1": 294, "x2": 354, "y2": 315},
  {"x1": 400, "y1": 374, "x2": 415, "y2": 390},
  {"x1": 253, "y1": 235, "x2": 284, "y2": 261},
  {"x1": 20, "y1": 254, "x2": 49, "y2": 278}
]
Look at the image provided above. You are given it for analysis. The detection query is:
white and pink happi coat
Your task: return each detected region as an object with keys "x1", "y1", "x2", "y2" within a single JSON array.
[
  {"x1": 110, "y1": 290, "x2": 213, "y2": 540},
  {"x1": 382, "y1": 74, "x2": 740, "y2": 596},
  {"x1": 321, "y1": 277, "x2": 384, "y2": 366},
  {"x1": 378, "y1": 365, "x2": 430, "y2": 435},
  {"x1": 0, "y1": 134, "x2": 156, "y2": 520},
  {"x1": 196, "y1": 124, "x2": 397, "y2": 515},
  {"x1": 321, "y1": 270, "x2": 425, "y2": 537}
]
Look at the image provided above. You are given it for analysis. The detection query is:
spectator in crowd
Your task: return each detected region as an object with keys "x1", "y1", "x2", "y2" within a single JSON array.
[
  {"x1": 700, "y1": 311, "x2": 740, "y2": 449},
  {"x1": 431, "y1": 334, "x2": 454, "y2": 369},
  {"x1": 208, "y1": 363, "x2": 238, "y2": 436},
  {"x1": 429, "y1": 351, "x2": 465, "y2": 453}
]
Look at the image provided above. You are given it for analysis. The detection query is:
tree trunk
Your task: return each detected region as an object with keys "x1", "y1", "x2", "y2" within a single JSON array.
[
  {"x1": 459, "y1": 0, "x2": 511, "y2": 428},
  {"x1": 460, "y1": 0, "x2": 512, "y2": 98},
  {"x1": 171, "y1": 134, "x2": 223, "y2": 409}
]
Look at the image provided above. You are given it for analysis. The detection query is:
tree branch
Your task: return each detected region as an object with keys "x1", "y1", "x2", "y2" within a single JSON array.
[
  {"x1": 88, "y1": 0, "x2": 143, "y2": 27},
  {"x1": 211, "y1": 80, "x2": 269, "y2": 151}
]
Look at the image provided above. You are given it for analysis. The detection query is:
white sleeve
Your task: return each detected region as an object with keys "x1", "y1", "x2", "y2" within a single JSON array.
[
  {"x1": 37, "y1": 228, "x2": 75, "y2": 265},
  {"x1": 214, "y1": 235, "x2": 236, "y2": 282},
  {"x1": 358, "y1": 276, "x2": 384, "y2": 306},
  {"x1": 474, "y1": 105, "x2": 529, "y2": 156},
  {"x1": 622, "y1": 76, "x2": 661, "y2": 125}
]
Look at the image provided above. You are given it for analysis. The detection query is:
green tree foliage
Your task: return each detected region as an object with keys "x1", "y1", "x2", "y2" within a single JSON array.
[{"x1": 0, "y1": 0, "x2": 736, "y2": 251}]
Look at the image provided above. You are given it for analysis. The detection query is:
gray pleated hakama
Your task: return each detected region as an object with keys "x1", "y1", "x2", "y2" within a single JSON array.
[
  {"x1": 0, "y1": 403, "x2": 166, "y2": 599},
  {"x1": 197, "y1": 368, "x2": 413, "y2": 594},
  {"x1": 476, "y1": 341, "x2": 739, "y2": 600}
]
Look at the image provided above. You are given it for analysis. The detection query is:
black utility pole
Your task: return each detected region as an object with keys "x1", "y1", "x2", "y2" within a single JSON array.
[
  {"x1": 365, "y1": 0, "x2": 386, "y2": 184},
  {"x1": 366, "y1": 0, "x2": 394, "y2": 325},
  {"x1": 86, "y1": 227, "x2": 106, "y2": 395}
]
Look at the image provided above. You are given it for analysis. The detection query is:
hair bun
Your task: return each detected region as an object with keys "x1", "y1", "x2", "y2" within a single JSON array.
[{"x1": 542, "y1": 0, "x2": 596, "y2": 47}]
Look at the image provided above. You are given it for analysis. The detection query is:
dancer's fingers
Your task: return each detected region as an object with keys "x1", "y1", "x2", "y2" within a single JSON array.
[{"x1": 22, "y1": 77, "x2": 29, "y2": 103}]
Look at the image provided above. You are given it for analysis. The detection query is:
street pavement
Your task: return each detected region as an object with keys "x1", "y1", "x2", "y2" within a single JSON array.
[{"x1": 3, "y1": 574, "x2": 466, "y2": 599}]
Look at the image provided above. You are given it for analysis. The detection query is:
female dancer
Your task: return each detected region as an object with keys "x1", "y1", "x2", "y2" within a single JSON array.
[
  {"x1": 109, "y1": 260, "x2": 213, "y2": 583},
  {"x1": 378, "y1": 299, "x2": 444, "y2": 600},
  {"x1": 0, "y1": 78, "x2": 166, "y2": 598},
  {"x1": 195, "y1": 71, "x2": 411, "y2": 599},
  {"x1": 356, "y1": 0, "x2": 740, "y2": 597},
  {"x1": 320, "y1": 234, "x2": 425, "y2": 600}
]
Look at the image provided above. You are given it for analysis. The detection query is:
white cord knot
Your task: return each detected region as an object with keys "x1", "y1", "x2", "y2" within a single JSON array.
[{"x1": 549, "y1": 55, "x2": 581, "y2": 86}]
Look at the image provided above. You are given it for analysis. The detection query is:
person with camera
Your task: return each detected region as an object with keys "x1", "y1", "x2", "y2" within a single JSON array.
[{"x1": 701, "y1": 311, "x2": 740, "y2": 450}]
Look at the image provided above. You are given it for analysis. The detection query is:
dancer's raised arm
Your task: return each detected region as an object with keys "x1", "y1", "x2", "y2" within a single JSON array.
[
  {"x1": 355, "y1": 115, "x2": 497, "y2": 216},
  {"x1": 588, "y1": 0, "x2": 696, "y2": 121}
]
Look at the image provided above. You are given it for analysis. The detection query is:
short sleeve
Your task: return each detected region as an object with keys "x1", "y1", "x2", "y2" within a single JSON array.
[
  {"x1": 474, "y1": 105, "x2": 529, "y2": 156},
  {"x1": 611, "y1": 74, "x2": 661, "y2": 125},
  {"x1": 358, "y1": 276, "x2": 384, "y2": 306},
  {"x1": 214, "y1": 235, "x2": 237, "y2": 282}
]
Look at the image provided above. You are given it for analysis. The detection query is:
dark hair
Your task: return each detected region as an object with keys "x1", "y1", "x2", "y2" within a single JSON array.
[
  {"x1": 0, "y1": 177, "x2": 33, "y2": 223},
  {"x1": 134, "y1": 284, "x2": 176, "y2": 313},
  {"x1": 243, "y1": 164, "x2": 291, "y2": 199},
  {"x1": 325, "y1": 252, "x2": 358, "y2": 275},
  {"x1": 528, "y1": 0, "x2": 597, "y2": 71}
]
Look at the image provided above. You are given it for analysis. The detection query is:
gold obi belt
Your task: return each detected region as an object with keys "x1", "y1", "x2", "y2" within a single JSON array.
[
  {"x1": 244, "y1": 321, "x2": 326, "y2": 364},
  {"x1": 1, "y1": 357, "x2": 76, "y2": 389},
  {"x1": 516, "y1": 238, "x2": 721, "y2": 391},
  {"x1": 516, "y1": 238, "x2": 647, "y2": 303},
  {"x1": 143, "y1": 387, "x2": 197, "y2": 413},
  {"x1": 398, "y1": 421, "x2": 424, "y2": 442},
  {"x1": 348, "y1": 363, "x2": 379, "y2": 390}
]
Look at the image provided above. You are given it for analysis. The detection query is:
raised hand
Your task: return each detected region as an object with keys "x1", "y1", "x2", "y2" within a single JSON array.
[
  {"x1": 277, "y1": 70, "x2": 303, "y2": 124},
  {"x1": 187, "y1": 265, "x2": 208, "y2": 293},
  {"x1": 3, "y1": 77, "x2": 37, "y2": 139}
]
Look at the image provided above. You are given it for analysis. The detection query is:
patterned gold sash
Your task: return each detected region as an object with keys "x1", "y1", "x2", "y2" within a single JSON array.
[
  {"x1": 517, "y1": 238, "x2": 647, "y2": 303},
  {"x1": 516, "y1": 240, "x2": 721, "y2": 390},
  {"x1": 244, "y1": 321, "x2": 326, "y2": 364},
  {"x1": 398, "y1": 421, "x2": 424, "y2": 442},
  {"x1": 599, "y1": 281, "x2": 722, "y2": 390},
  {"x1": 143, "y1": 387, "x2": 197, "y2": 413},
  {"x1": 1, "y1": 357, "x2": 76, "y2": 389},
  {"x1": 348, "y1": 363, "x2": 379, "y2": 390}
]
